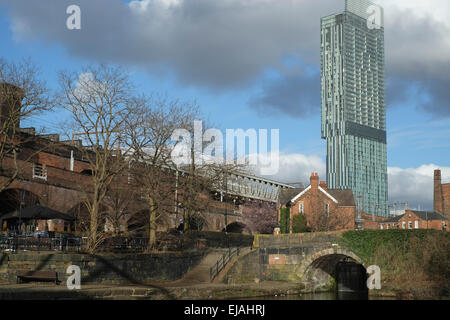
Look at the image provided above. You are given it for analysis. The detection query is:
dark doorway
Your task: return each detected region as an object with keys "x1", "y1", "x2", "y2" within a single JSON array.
[
  {"x1": 223, "y1": 222, "x2": 250, "y2": 234},
  {"x1": 336, "y1": 261, "x2": 368, "y2": 300}
]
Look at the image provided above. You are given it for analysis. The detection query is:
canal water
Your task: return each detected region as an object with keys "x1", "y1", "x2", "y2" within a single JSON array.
[
  {"x1": 242, "y1": 261, "x2": 389, "y2": 300},
  {"x1": 240, "y1": 291, "x2": 395, "y2": 300}
]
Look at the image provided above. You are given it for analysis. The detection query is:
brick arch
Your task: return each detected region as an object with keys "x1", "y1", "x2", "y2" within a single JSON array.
[
  {"x1": 1, "y1": 179, "x2": 84, "y2": 213},
  {"x1": 300, "y1": 247, "x2": 365, "y2": 272},
  {"x1": 7, "y1": 179, "x2": 51, "y2": 201},
  {"x1": 0, "y1": 188, "x2": 43, "y2": 215},
  {"x1": 298, "y1": 247, "x2": 365, "y2": 292},
  {"x1": 224, "y1": 221, "x2": 252, "y2": 235}
]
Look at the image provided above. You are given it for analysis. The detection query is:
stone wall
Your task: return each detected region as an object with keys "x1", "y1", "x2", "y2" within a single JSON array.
[
  {"x1": 253, "y1": 231, "x2": 344, "y2": 248},
  {"x1": 224, "y1": 246, "x2": 332, "y2": 286},
  {"x1": 186, "y1": 231, "x2": 254, "y2": 248},
  {"x1": 224, "y1": 232, "x2": 363, "y2": 292},
  {"x1": 0, "y1": 250, "x2": 206, "y2": 285}
]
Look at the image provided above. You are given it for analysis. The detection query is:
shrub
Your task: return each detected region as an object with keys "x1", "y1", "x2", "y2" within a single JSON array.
[
  {"x1": 292, "y1": 213, "x2": 310, "y2": 233},
  {"x1": 280, "y1": 207, "x2": 290, "y2": 234},
  {"x1": 340, "y1": 230, "x2": 450, "y2": 298}
]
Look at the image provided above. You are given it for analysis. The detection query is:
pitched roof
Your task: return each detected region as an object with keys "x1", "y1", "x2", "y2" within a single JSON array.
[
  {"x1": 278, "y1": 187, "x2": 355, "y2": 207},
  {"x1": 326, "y1": 189, "x2": 355, "y2": 207},
  {"x1": 381, "y1": 215, "x2": 403, "y2": 223},
  {"x1": 0, "y1": 205, "x2": 76, "y2": 221},
  {"x1": 279, "y1": 188, "x2": 304, "y2": 206},
  {"x1": 410, "y1": 210, "x2": 448, "y2": 221}
]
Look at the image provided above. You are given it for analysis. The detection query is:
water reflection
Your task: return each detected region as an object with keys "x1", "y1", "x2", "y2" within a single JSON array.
[{"x1": 240, "y1": 291, "x2": 393, "y2": 300}]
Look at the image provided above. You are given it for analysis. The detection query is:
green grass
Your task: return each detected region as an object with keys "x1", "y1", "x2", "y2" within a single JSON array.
[
  {"x1": 339, "y1": 229, "x2": 447, "y2": 262},
  {"x1": 339, "y1": 230, "x2": 450, "y2": 298}
]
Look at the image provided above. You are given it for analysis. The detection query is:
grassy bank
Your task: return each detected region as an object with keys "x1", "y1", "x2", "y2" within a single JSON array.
[{"x1": 340, "y1": 230, "x2": 450, "y2": 299}]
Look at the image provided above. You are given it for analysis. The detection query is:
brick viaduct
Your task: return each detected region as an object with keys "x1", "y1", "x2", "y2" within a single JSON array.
[
  {"x1": 0, "y1": 156, "x2": 90, "y2": 215},
  {"x1": 0, "y1": 143, "x2": 278, "y2": 234}
]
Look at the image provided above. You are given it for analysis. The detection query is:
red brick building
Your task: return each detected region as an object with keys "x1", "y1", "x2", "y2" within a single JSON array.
[
  {"x1": 360, "y1": 212, "x2": 387, "y2": 230},
  {"x1": 278, "y1": 173, "x2": 356, "y2": 232},
  {"x1": 378, "y1": 209, "x2": 449, "y2": 231},
  {"x1": 434, "y1": 169, "x2": 450, "y2": 218}
]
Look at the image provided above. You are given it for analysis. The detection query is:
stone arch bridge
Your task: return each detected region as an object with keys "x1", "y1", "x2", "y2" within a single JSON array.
[{"x1": 221, "y1": 231, "x2": 368, "y2": 292}]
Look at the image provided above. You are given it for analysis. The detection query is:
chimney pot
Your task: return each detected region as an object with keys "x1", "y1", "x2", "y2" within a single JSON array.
[{"x1": 310, "y1": 172, "x2": 319, "y2": 189}]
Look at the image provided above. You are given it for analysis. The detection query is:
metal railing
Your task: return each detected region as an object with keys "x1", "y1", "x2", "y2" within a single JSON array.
[
  {"x1": 0, "y1": 234, "x2": 206, "y2": 253},
  {"x1": 209, "y1": 247, "x2": 240, "y2": 282},
  {"x1": 0, "y1": 236, "x2": 82, "y2": 252},
  {"x1": 0, "y1": 235, "x2": 147, "y2": 253},
  {"x1": 95, "y1": 237, "x2": 148, "y2": 253}
]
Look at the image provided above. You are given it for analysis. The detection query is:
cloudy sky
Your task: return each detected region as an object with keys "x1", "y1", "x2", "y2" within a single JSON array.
[{"x1": 0, "y1": 0, "x2": 449, "y2": 210}]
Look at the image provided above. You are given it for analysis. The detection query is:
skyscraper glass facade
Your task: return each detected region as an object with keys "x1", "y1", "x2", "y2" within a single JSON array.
[{"x1": 321, "y1": 0, "x2": 388, "y2": 216}]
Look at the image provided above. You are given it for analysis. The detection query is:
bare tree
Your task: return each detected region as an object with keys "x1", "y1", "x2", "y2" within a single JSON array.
[
  {"x1": 125, "y1": 97, "x2": 199, "y2": 249},
  {"x1": 0, "y1": 58, "x2": 55, "y2": 193},
  {"x1": 59, "y1": 65, "x2": 139, "y2": 253},
  {"x1": 177, "y1": 126, "x2": 248, "y2": 233},
  {"x1": 126, "y1": 99, "x2": 248, "y2": 248},
  {"x1": 305, "y1": 192, "x2": 354, "y2": 232},
  {"x1": 102, "y1": 183, "x2": 143, "y2": 236}
]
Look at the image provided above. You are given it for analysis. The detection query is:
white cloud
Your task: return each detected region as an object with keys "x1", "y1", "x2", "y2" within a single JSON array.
[
  {"x1": 259, "y1": 152, "x2": 448, "y2": 210},
  {"x1": 2, "y1": 0, "x2": 450, "y2": 116},
  {"x1": 388, "y1": 164, "x2": 450, "y2": 210},
  {"x1": 378, "y1": 0, "x2": 450, "y2": 28},
  {"x1": 130, "y1": 0, "x2": 182, "y2": 11},
  {"x1": 257, "y1": 152, "x2": 325, "y2": 185}
]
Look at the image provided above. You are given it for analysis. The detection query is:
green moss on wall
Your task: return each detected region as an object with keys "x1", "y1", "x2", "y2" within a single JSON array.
[{"x1": 340, "y1": 230, "x2": 450, "y2": 298}]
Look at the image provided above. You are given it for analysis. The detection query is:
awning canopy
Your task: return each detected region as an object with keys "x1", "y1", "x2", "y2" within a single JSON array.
[{"x1": 0, "y1": 205, "x2": 76, "y2": 222}]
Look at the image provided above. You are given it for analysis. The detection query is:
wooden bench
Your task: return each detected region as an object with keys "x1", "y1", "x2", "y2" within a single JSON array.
[{"x1": 17, "y1": 270, "x2": 59, "y2": 285}]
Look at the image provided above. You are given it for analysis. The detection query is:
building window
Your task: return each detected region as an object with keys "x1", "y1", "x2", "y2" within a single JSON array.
[
  {"x1": 414, "y1": 221, "x2": 419, "y2": 229},
  {"x1": 299, "y1": 202, "x2": 304, "y2": 214},
  {"x1": 32, "y1": 163, "x2": 47, "y2": 181},
  {"x1": 402, "y1": 221, "x2": 406, "y2": 229},
  {"x1": 325, "y1": 203, "x2": 330, "y2": 216},
  {"x1": 408, "y1": 221, "x2": 412, "y2": 229},
  {"x1": 386, "y1": 224, "x2": 389, "y2": 230}
]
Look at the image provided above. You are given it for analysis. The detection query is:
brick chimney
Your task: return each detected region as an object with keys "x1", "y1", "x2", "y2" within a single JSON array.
[
  {"x1": 319, "y1": 181, "x2": 327, "y2": 191},
  {"x1": 434, "y1": 169, "x2": 443, "y2": 213},
  {"x1": 310, "y1": 172, "x2": 319, "y2": 189},
  {"x1": 0, "y1": 82, "x2": 24, "y2": 130}
]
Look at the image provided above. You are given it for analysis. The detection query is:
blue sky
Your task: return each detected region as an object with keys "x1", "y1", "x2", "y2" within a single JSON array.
[{"x1": 0, "y1": 0, "x2": 449, "y2": 210}]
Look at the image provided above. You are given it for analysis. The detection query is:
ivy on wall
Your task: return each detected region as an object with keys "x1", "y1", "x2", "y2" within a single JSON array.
[
  {"x1": 340, "y1": 229, "x2": 448, "y2": 262},
  {"x1": 292, "y1": 213, "x2": 310, "y2": 233},
  {"x1": 280, "y1": 207, "x2": 290, "y2": 234}
]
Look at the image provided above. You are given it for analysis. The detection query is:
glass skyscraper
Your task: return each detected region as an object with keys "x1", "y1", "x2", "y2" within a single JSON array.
[{"x1": 321, "y1": 0, "x2": 388, "y2": 217}]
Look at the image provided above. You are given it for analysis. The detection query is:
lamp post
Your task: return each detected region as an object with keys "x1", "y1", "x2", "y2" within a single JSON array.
[
  {"x1": 179, "y1": 204, "x2": 185, "y2": 249},
  {"x1": 356, "y1": 194, "x2": 363, "y2": 230},
  {"x1": 224, "y1": 175, "x2": 229, "y2": 250}
]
